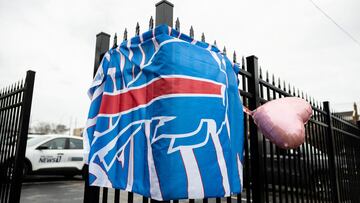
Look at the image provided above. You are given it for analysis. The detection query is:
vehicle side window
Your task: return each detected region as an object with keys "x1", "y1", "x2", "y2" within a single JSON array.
[
  {"x1": 69, "y1": 138, "x2": 83, "y2": 149},
  {"x1": 40, "y1": 138, "x2": 66, "y2": 150}
]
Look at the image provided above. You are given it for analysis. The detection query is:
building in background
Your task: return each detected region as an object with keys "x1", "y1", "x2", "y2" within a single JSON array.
[
  {"x1": 335, "y1": 102, "x2": 359, "y2": 124},
  {"x1": 73, "y1": 128, "x2": 84, "y2": 137}
]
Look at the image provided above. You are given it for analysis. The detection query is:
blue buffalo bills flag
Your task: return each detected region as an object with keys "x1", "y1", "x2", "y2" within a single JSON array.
[{"x1": 84, "y1": 25, "x2": 244, "y2": 200}]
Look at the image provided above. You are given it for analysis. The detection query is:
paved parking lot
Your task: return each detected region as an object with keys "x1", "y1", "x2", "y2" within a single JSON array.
[
  {"x1": 21, "y1": 175, "x2": 84, "y2": 203},
  {"x1": 20, "y1": 176, "x2": 145, "y2": 203},
  {"x1": 20, "y1": 175, "x2": 247, "y2": 203}
]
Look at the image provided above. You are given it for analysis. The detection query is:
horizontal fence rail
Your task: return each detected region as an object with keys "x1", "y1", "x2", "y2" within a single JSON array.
[
  {"x1": 0, "y1": 71, "x2": 35, "y2": 203},
  {"x1": 84, "y1": 2, "x2": 360, "y2": 202}
]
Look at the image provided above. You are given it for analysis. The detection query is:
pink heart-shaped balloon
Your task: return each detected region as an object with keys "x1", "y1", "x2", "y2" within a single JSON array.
[{"x1": 252, "y1": 97, "x2": 312, "y2": 149}]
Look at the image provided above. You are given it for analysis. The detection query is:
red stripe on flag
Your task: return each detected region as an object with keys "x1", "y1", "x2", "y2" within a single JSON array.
[{"x1": 99, "y1": 77, "x2": 222, "y2": 114}]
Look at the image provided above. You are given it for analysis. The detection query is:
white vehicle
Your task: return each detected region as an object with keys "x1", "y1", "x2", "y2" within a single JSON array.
[
  {"x1": 24, "y1": 135, "x2": 85, "y2": 178},
  {"x1": 27, "y1": 134, "x2": 42, "y2": 140}
]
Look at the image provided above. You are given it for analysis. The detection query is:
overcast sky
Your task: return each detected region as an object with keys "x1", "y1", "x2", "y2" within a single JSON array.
[{"x1": 0, "y1": 0, "x2": 359, "y2": 128}]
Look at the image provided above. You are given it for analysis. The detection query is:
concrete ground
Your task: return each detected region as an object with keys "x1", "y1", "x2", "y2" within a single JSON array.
[
  {"x1": 20, "y1": 175, "x2": 247, "y2": 203},
  {"x1": 21, "y1": 175, "x2": 84, "y2": 203}
]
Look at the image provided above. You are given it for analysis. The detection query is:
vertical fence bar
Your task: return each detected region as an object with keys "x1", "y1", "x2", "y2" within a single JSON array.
[
  {"x1": 246, "y1": 55, "x2": 265, "y2": 203},
  {"x1": 8, "y1": 86, "x2": 19, "y2": 202},
  {"x1": 240, "y1": 60, "x2": 251, "y2": 203},
  {"x1": 1, "y1": 87, "x2": 12, "y2": 203},
  {"x1": 102, "y1": 188, "x2": 108, "y2": 203},
  {"x1": 9, "y1": 70, "x2": 35, "y2": 203},
  {"x1": 0, "y1": 87, "x2": 9, "y2": 202},
  {"x1": 258, "y1": 72, "x2": 269, "y2": 203},
  {"x1": 84, "y1": 31, "x2": 110, "y2": 203},
  {"x1": 323, "y1": 101, "x2": 341, "y2": 203},
  {"x1": 6, "y1": 85, "x2": 18, "y2": 203},
  {"x1": 114, "y1": 189, "x2": 120, "y2": 203},
  {"x1": 128, "y1": 192, "x2": 133, "y2": 203}
]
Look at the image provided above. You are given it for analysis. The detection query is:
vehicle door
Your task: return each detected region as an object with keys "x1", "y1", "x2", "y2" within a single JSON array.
[
  {"x1": 63, "y1": 138, "x2": 84, "y2": 170},
  {"x1": 34, "y1": 138, "x2": 68, "y2": 170}
]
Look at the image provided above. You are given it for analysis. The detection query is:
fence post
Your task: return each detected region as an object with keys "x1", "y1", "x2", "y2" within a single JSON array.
[
  {"x1": 155, "y1": 0, "x2": 173, "y2": 27},
  {"x1": 246, "y1": 55, "x2": 265, "y2": 203},
  {"x1": 323, "y1": 101, "x2": 341, "y2": 203},
  {"x1": 150, "y1": 2, "x2": 174, "y2": 203},
  {"x1": 93, "y1": 32, "x2": 111, "y2": 77},
  {"x1": 84, "y1": 32, "x2": 110, "y2": 203},
  {"x1": 9, "y1": 70, "x2": 35, "y2": 203}
]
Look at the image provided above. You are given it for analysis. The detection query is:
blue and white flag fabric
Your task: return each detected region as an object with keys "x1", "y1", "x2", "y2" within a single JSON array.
[{"x1": 84, "y1": 24, "x2": 244, "y2": 200}]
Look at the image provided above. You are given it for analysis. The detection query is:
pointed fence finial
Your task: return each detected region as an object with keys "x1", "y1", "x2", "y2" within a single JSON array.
[
  {"x1": 149, "y1": 16, "x2": 154, "y2": 30},
  {"x1": 112, "y1": 33, "x2": 117, "y2": 48},
  {"x1": 223, "y1": 46, "x2": 227, "y2": 55},
  {"x1": 175, "y1": 17, "x2": 180, "y2": 31},
  {"x1": 190, "y1": 26, "x2": 194, "y2": 38},
  {"x1": 233, "y1": 51, "x2": 237, "y2": 63},
  {"x1": 278, "y1": 78, "x2": 281, "y2": 88},
  {"x1": 266, "y1": 70, "x2": 269, "y2": 82},
  {"x1": 201, "y1": 33, "x2": 205, "y2": 42},
  {"x1": 135, "y1": 22, "x2": 140, "y2": 36},
  {"x1": 293, "y1": 86, "x2": 296, "y2": 96},
  {"x1": 242, "y1": 56, "x2": 245, "y2": 69},
  {"x1": 123, "y1": 28, "x2": 128, "y2": 41},
  {"x1": 288, "y1": 83, "x2": 291, "y2": 94},
  {"x1": 354, "y1": 102, "x2": 358, "y2": 118},
  {"x1": 259, "y1": 67, "x2": 263, "y2": 79}
]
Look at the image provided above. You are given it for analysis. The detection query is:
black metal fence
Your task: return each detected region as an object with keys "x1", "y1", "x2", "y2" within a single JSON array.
[
  {"x1": 0, "y1": 70, "x2": 35, "y2": 203},
  {"x1": 240, "y1": 56, "x2": 360, "y2": 203},
  {"x1": 84, "y1": 1, "x2": 360, "y2": 202}
]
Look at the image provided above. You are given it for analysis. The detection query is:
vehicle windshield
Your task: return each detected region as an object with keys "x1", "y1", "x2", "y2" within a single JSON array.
[{"x1": 27, "y1": 136, "x2": 49, "y2": 147}]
